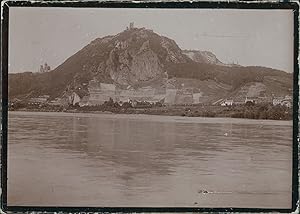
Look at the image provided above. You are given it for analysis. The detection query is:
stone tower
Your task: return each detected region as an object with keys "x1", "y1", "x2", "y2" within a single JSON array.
[{"x1": 129, "y1": 22, "x2": 134, "y2": 29}]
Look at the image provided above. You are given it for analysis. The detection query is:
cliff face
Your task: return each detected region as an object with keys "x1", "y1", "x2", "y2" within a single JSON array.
[
  {"x1": 104, "y1": 28, "x2": 189, "y2": 87},
  {"x1": 106, "y1": 39, "x2": 163, "y2": 86}
]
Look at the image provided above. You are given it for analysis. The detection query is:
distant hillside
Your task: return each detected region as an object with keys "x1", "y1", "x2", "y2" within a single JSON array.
[
  {"x1": 166, "y1": 62, "x2": 292, "y2": 90},
  {"x1": 8, "y1": 26, "x2": 293, "y2": 103}
]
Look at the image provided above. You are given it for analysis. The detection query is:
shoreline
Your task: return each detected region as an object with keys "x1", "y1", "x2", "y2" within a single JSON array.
[
  {"x1": 8, "y1": 109, "x2": 293, "y2": 126},
  {"x1": 8, "y1": 101, "x2": 293, "y2": 122}
]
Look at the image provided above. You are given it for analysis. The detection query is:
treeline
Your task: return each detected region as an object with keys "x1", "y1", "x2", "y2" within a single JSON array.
[
  {"x1": 229, "y1": 104, "x2": 292, "y2": 120},
  {"x1": 181, "y1": 103, "x2": 292, "y2": 120},
  {"x1": 77, "y1": 98, "x2": 163, "y2": 112},
  {"x1": 9, "y1": 99, "x2": 292, "y2": 121}
]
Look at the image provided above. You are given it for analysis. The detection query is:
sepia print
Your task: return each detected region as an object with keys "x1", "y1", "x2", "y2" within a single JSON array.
[{"x1": 3, "y1": 2, "x2": 297, "y2": 211}]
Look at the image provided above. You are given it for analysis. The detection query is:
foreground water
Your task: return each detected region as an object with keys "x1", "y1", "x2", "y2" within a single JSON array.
[{"x1": 8, "y1": 111, "x2": 292, "y2": 208}]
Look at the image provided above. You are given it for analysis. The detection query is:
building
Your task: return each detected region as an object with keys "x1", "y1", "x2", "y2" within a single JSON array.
[
  {"x1": 281, "y1": 100, "x2": 292, "y2": 108},
  {"x1": 285, "y1": 95, "x2": 292, "y2": 100},
  {"x1": 9, "y1": 98, "x2": 22, "y2": 107},
  {"x1": 272, "y1": 97, "x2": 284, "y2": 106},
  {"x1": 220, "y1": 99, "x2": 233, "y2": 106},
  {"x1": 39, "y1": 63, "x2": 51, "y2": 73},
  {"x1": 245, "y1": 97, "x2": 257, "y2": 104},
  {"x1": 129, "y1": 22, "x2": 134, "y2": 29},
  {"x1": 273, "y1": 95, "x2": 292, "y2": 108}
]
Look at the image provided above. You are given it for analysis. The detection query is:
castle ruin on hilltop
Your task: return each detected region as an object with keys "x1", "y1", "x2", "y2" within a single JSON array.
[
  {"x1": 126, "y1": 22, "x2": 135, "y2": 31},
  {"x1": 39, "y1": 62, "x2": 51, "y2": 73}
]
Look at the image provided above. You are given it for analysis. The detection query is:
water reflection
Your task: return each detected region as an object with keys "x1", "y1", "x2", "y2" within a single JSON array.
[{"x1": 8, "y1": 112, "x2": 292, "y2": 208}]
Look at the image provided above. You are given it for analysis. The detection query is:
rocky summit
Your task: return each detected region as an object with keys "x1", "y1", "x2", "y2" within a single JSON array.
[{"x1": 9, "y1": 24, "x2": 293, "y2": 106}]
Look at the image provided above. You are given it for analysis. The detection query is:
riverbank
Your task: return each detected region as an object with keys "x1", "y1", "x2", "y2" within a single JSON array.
[
  {"x1": 8, "y1": 110, "x2": 292, "y2": 126},
  {"x1": 9, "y1": 102, "x2": 292, "y2": 120}
]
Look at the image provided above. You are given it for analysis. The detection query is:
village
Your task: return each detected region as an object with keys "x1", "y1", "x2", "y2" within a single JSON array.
[
  {"x1": 216, "y1": 95, "x2": 292, "y2": 108},
  {"x1": 10, "y1": 79, "x2": 292, "y2": 109}
]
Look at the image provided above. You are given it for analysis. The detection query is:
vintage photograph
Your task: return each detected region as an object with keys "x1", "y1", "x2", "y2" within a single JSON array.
[{"x1": 6, "y1": 5, "x2": 295, "y2": 209}]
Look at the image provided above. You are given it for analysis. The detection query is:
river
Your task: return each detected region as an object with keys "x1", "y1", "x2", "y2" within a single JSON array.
[{"x1": 7, "y1": 111, "x2": 293, "y2": 208}]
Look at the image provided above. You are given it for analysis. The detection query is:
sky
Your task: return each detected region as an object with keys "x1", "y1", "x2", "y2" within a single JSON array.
[{"x1": 9, "y1": 7, "x2": 294, "y2": 73}]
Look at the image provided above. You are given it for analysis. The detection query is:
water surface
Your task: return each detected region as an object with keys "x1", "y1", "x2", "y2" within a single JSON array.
[{"x1": 8, "y1": 111, "x2": 292, "y2": 208}]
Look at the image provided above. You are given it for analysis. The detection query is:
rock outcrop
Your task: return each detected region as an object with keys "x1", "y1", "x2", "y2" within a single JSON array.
[{"x1": 182, "y1": 50, "x2": 223, "y2": 65}]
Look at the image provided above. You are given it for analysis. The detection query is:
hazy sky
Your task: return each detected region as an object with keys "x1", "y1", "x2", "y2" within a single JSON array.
[{"x1": 9, "y1": 7, "x2": 294, "y2": 73}]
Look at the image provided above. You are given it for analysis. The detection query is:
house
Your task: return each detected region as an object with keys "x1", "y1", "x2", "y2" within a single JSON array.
[
  {"x1": 281, "y1": 100, "x2": 292, "y2": 108},
  {"x1": 272, "y1": 95, "x2": 292, "y2": 108},
  {"x1": 128, "y1": 99, "x2": 138, "y2": 107},
  {"x1": 285, "y1": 95, "x2": 292, "y2": 100},
  {"x1": 9, "y1": 98, "x2": 22, "y2": 107},
  {"x1": 272, "y1": 97, "x2": 284, "y2": 106},
  {"x1": 245, "y1": 97, "x2": 257, "y2": 104},
  {"x1": 220, "y1": 99, "x2": 233, "y2": 106}
]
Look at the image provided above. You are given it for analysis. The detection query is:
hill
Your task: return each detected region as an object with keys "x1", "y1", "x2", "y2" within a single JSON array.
[{"x1": 8, "y1": 25, "x2": 293, "y2": 104}]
